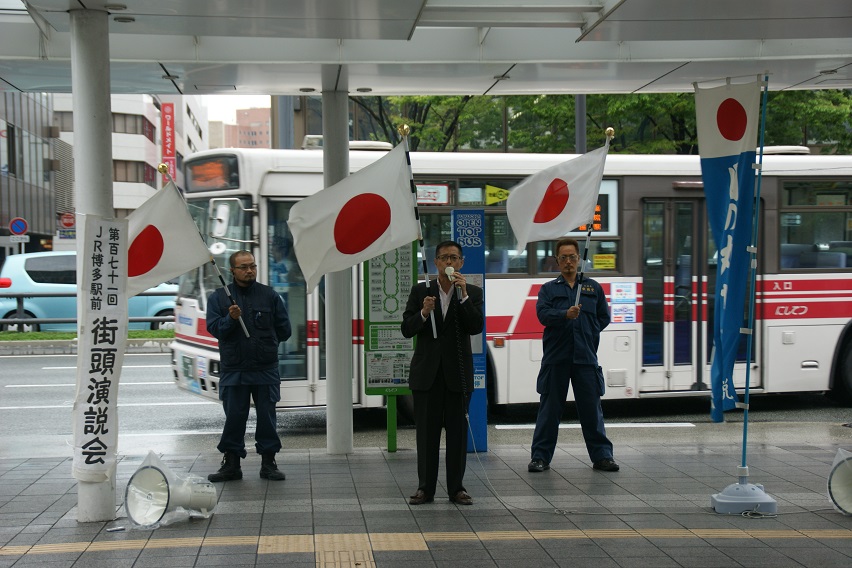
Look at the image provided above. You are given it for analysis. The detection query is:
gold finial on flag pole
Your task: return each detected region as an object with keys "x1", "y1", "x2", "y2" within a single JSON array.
[
  {"x1": 158, "y1": 163, "x2": 176, "y2": 185},
  {"x1": 397, "y1": 124, "x2": 410, "y2": 138},
  {"x1": 605, "y1": 127, "x2": 615, "y2": 139}
]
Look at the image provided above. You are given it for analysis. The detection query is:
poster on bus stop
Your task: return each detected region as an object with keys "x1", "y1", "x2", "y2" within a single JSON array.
[{"x1": 363, "y1": 242, "x2": 416, "y2": 395}]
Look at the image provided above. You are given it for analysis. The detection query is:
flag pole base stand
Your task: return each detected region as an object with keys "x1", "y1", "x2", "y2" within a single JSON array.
[{"x1": 711, "y1": 470, "x2": 777, "y2": 515}]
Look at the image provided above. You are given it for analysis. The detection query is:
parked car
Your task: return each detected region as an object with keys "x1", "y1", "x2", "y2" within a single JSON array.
[{"x1": 0, "y1": 251, "x2": 177, "y2": 332}]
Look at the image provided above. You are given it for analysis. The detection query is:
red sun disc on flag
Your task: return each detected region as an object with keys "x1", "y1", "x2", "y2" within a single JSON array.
[
  {"x1": 533, "y1": 178, "x2": 569, "y2": 223},
  {"x1": 716, "y1": 98, "x2": 748, "y2": 141},
  {"x1": 334, "y1": 193, "x2": 391, "y2": 255},
  {"x1": 128, "y1": 225, "x2": 165, "y2": 277}
]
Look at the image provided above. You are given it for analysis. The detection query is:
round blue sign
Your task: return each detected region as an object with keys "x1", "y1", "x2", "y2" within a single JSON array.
[{"x1": 9, "y1": 217, "x2": 28, "y2": 235}]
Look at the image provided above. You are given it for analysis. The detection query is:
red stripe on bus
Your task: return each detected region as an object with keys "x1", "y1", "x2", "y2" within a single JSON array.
[
  {"x1": 307, "y1": 320, "x2": 319, "y2": 340},
  {"x1": 487, "y1": 315, "x2": 513, "y2": 335},
  {"x1": 759, "y1": 278, "x2": 852, "y2": 292},
  {"x1": 176, "y1": 332, "x2": 218, "y2": 347},
  {"x1": 197, "y1": 318, "x2": 215, "y2": 339},
  {"x1": 764, "y1": 302, "x2": 852, "y2": 319}
]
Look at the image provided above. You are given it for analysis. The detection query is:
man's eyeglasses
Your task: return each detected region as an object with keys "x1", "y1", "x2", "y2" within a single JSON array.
[
  {"x1": 233, "y1": 264, "x2": 257, "y2": 271},
  {"x1": 557, "y1": 254, "x2": 580, "y2": 263},
  {"x1": 436, "y1": 254, "x2": 462, "y2": 262}
]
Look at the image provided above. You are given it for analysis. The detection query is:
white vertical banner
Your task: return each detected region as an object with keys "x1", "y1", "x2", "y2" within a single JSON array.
[{"x1": 72, "y1": 214, "x2": 129, "y2": 482}]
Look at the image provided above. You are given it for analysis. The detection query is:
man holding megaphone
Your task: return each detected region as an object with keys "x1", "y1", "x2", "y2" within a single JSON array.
[{"x1": 402, "y1": 240, "x2": 484, "y2": 507}]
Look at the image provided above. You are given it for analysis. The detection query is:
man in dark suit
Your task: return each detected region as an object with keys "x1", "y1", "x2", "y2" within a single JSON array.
[{"x1": 402, "y1": 240, "x2": 484, "y2": 506}]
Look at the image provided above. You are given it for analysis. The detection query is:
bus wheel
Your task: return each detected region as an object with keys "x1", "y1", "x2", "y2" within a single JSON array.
[
  {"x1": 486, "y1": 353, "x2": 507, "y2": 418},
  {"x1": 834, "y1": 341, "x2": 852, "y2": 405}
]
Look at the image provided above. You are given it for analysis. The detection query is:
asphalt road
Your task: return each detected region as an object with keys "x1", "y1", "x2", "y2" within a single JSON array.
[{"x1": 1, "y1": 353, "x2": 850, "y2": 460}]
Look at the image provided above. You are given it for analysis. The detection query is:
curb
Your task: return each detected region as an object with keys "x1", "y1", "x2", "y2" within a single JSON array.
[{"x1": 0, "y1": 338, "x2": 173, "y2": 356}]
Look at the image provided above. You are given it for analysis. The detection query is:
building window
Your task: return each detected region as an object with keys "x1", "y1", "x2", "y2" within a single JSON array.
[
  {"x1": 113, "y1": 160, "x2": 155, "y2": 188},
  {"x1": 53, "y1": 111, "x2": 74, "y2": 132},
  {"x1": 5, "y1": 123, "x2": 18, "y2": 176}
]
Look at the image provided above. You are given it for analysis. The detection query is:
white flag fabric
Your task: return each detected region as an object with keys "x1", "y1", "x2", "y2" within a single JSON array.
[
  {"x1": 507, "y1": 138, "x2": 610, "y2": 253},
  {"x1": 288, "y1": 144, "x2": 419, "y2": 291},
  {"x1": 126, "y1": 181, "x2": 211, "y2": 297}
]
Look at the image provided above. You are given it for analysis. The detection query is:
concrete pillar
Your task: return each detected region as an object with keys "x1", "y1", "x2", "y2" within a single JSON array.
[
  {"x1": 321, "y1": 65, "x2": 354, "y2": 454},
  {"x1": 70, "y1": 8, "x2": 116, "y2": 522}
]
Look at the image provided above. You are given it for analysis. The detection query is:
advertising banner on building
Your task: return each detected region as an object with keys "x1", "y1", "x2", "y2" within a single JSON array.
[{"x1": 161, "y1": 102, "x2": 175, "y2": 186}]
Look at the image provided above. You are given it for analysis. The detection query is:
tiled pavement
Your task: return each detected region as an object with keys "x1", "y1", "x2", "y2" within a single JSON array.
[{"x1": 2, "y1": 440, "x2": 852, "y2": 568}]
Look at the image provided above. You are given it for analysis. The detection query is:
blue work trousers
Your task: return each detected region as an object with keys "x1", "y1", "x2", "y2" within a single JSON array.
[
  {"x1": 217, "y1": 384, "x2": 282, "y2": 458},
  {"x1": 530, "y1": 363, "x2": 612, "y2": 465}
]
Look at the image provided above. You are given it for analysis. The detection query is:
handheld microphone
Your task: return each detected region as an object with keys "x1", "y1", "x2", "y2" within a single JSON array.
[{"x1": 445, "y1": 266, "x2": 463, "y2": 301}]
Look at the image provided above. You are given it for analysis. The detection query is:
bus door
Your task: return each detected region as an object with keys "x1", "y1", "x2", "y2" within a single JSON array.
[
  {"x1": 641, "y1": 200, "x2": 708, "y2": 393},
  {"x1": 267, "y1": 200, "x2": 316, "y2": 407}
]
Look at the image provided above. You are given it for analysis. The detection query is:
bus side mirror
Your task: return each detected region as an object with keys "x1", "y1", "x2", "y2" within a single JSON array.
[{"x1": 211, "y1": 203, "x2": 231, "y2": 237}]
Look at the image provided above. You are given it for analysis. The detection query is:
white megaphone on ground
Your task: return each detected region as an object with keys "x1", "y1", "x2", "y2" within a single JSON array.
[
  {"x1": 124, "y1": 451, "x2": 217, "y2": 528},
  {"x1": 828, "y1": 448, "x2": 852, "y2": 516}
]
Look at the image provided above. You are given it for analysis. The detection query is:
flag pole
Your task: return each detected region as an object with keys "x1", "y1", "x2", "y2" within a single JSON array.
[
  {"x1": 574, "y1": 128, "x2": 613, "y2": 307},
  {"x1": 398, "y1": 125, "x2": 437, "y2": 339},
  {"x1": 709, "y1": 76, "x2": 776, "y2": 515},
  {"x1": 739, "y1": 74, "x2": 770, "y2": 479},
  {"x1": 157, "y1": 164, "x2": 250, "y2": 338}
]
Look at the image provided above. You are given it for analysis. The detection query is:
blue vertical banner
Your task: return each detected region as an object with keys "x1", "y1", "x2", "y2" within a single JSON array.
[
  {"x1": 695, "y1": 80, "x2": 761, "y2": 422},
  {"x1": 451, "y1": 210, "x2": 487, "y2": 452}
]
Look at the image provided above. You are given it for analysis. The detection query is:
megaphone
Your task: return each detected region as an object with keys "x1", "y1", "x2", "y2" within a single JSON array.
[
  {"x1": 828, "y1": 452, "x2": 852, "y2": 516},
  {"x1": 125, "y1": 464, "x2": 217, "y2": 527}
]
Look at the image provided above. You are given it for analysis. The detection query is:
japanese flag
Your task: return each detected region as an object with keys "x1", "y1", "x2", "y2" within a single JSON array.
[
  {"x1": 288, "y1": 144, "x2": 419, "y2": 292},
  {"x1": 695, "y1": 78, "x2": 761, "y2": 422},
  {"x1": 506, "y1": 137, "x2": 610, "y2": 253},
  {"x1": 695, "y1": 80, "x2": 761, "y2": 159},
  {"x1": 126, "y1": 181, "x2": 211, "y2": 297}
]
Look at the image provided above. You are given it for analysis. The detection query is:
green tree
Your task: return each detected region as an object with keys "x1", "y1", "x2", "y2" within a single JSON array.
[
  {"x1": 764, "y1": 91, "x2": 852, "y2": 153},
  {"x1": 350, "y1": 90, "x2": 852, "y2": 155}
]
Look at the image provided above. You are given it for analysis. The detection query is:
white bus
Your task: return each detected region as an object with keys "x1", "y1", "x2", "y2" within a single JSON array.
[{"x1": 170, "y1": 147, "x2": 852, "y2": 411}]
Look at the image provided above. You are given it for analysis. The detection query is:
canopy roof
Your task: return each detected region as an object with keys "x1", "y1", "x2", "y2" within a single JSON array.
[{"x1": 1, "y1": 0, "x2": 850, "y2": 95}]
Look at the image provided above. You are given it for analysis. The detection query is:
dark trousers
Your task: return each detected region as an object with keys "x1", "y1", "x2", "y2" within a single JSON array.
[
  {"x1": 413, "y1": 378, "x2": 470, "y2": 497},
  {"x1": 217, "y1": 384, "x2": 282, "y2": 458},
  {"x1": 530, "y1": 363, "x2": 613, "y2": 465}
]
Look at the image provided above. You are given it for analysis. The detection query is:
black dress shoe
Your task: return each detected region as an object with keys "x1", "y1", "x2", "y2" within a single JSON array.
[
  {"x1": 450, "y1": 490, "x2": 472, "y2": 505},
  {"x1": 528, "y1": 459, "x2": 549, "y2": 472},
  {"x1": 593, "y1": 458, "x2": 620, "y2": 472},
  {"x1": 409, "y1": 490, "x2": 434, "y2": 505}
]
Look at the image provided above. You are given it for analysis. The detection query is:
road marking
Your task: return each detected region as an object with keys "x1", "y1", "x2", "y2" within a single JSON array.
[
  {"x1": 0, "y1": 401, "x2": 216, "y2": 410},
  {"x1": 495, "y1": 423, "x2": 695, "y2": 429},
  {"x1": 6, "y1": 382, "x2": 173, "y2": 388},
  {"x1": 3, "y1": 528, "x2": 850, "y2": 558}
]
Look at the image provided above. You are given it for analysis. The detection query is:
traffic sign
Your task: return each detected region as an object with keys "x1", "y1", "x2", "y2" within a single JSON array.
[
  {"x1": 9, "y1": 217, "x2": 28, "y2": 235},
  {"x1": 10, "y1": 235, "x2": 30, "y2": 243},
  {"x1": 60, "y1": 212, "x2": 76, "y2": 229}
]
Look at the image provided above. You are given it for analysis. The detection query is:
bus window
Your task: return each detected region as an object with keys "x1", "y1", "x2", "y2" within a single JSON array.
[
  {"x1": 781, "y1": 180, "x2": 852, "y2": 269},
  {"x1": 536, "y1": 239, "x2": 619, "y2": 275}
]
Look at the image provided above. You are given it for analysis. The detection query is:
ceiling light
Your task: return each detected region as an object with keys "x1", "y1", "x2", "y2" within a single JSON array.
[
  {"x1": 162, "y1": 74, "x2": 179, "y2": 81},
  {"x1": 299, "y1": 87, "x2": 316, "y2": 93},
  {"x1": 819, "y1": 69, "x2": 838, "y2": 75},
  {"x1": 105, "y1": 4, "x2": 128, "y2": 10},
  {"x1": 113, "y1": 16, "x2": 135, "y2": 23},
  {"x1": 493, "y1": 75, "x2": 510, "y2": 81},
  {"x1": 356, "y1": 87, "x2": 372, "y2": 93}
]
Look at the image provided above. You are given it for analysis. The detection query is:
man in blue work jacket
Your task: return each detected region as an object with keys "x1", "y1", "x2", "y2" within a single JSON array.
[
  {"x1": 528, "y1": 237, "x2": 619, "y2": 473},
  {"x1": 206, "y1": 250, "x2": 291, "y2": 482}
]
